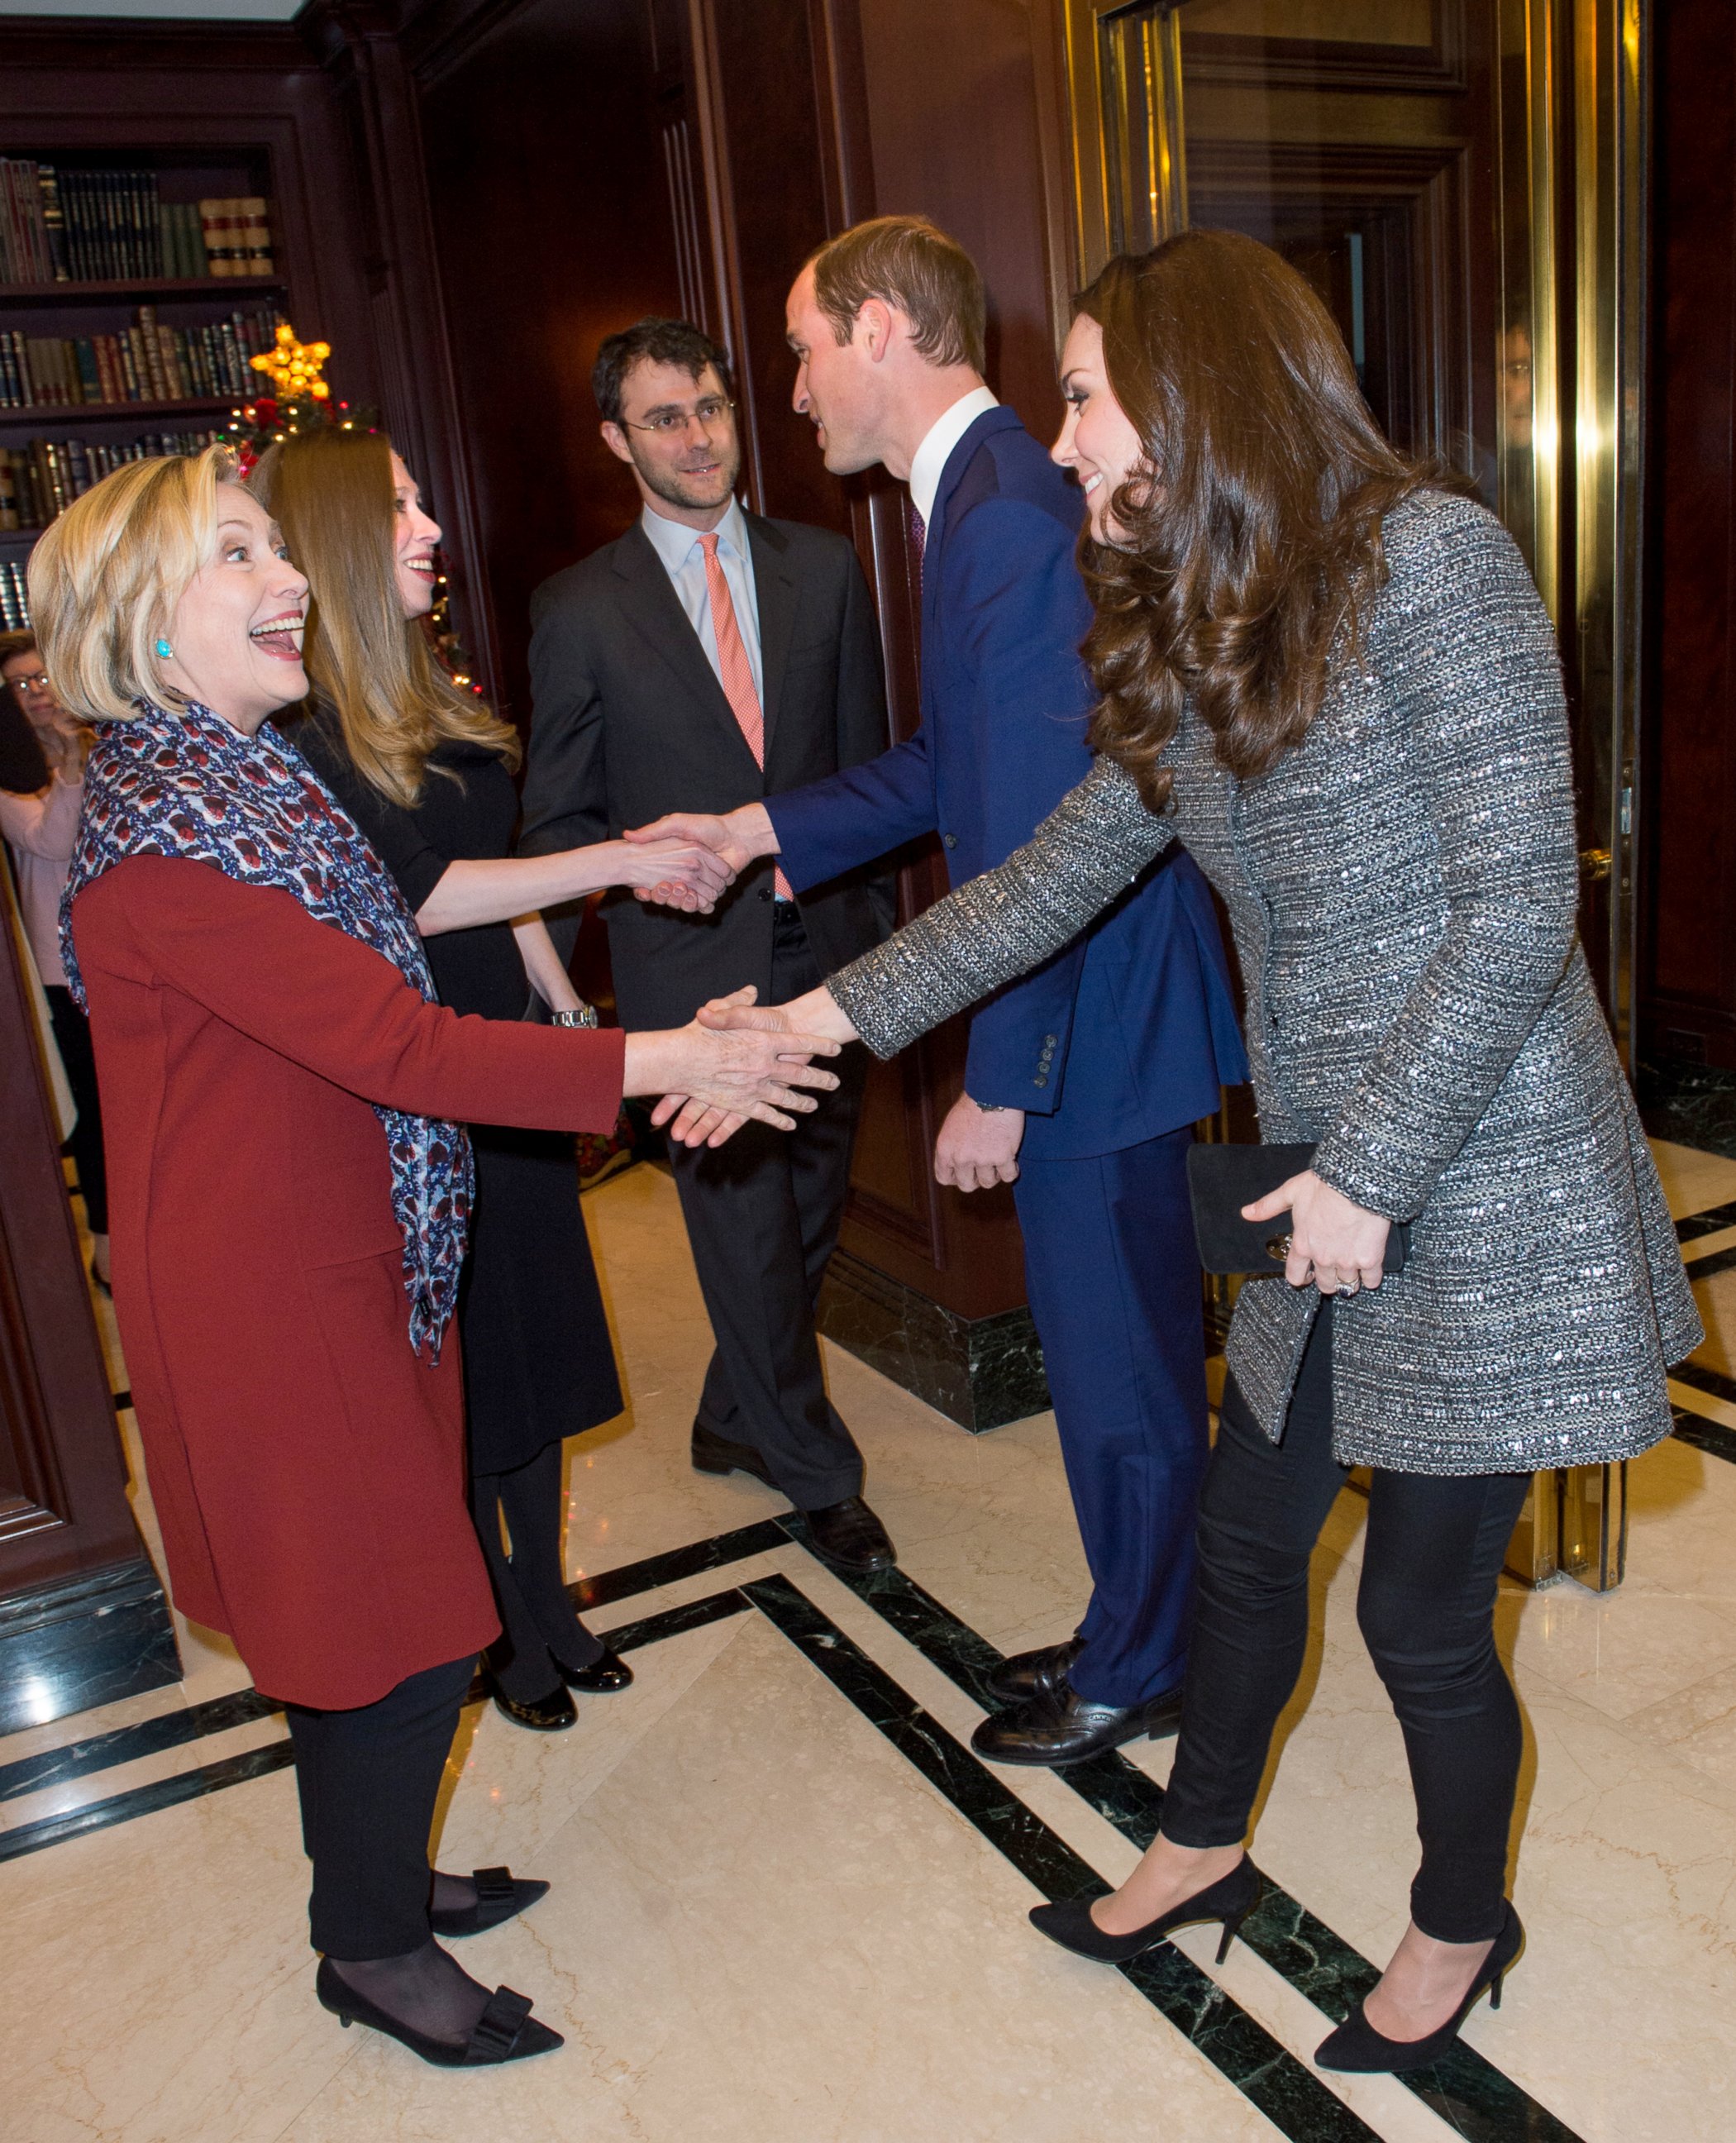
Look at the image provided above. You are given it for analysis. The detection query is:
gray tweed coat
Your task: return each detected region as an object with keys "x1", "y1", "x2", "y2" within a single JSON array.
[{"x1": 827, "y1": 490, "x2": 1700, "y2": 1474}]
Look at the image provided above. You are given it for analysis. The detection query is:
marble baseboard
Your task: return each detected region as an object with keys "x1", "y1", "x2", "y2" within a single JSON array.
[
  {"x1": 1638, "y1": 1057, "x2": 1736, "y2": 1162},
  {"x1": 816, "y1": 1249, "x2": 1050, "y2": 1433},
  {"x1": 0, "y1": 1556, "x2": 181, "y2": 1735}
]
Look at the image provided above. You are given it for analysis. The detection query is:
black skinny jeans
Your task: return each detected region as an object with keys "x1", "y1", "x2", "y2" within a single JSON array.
[
  {"x1": 283, "y1": 1652, "x2": 475, "y2": 1959},
  {"x1": 1161, "y1": 1307, "x2": 1530, "y2": 1944}
]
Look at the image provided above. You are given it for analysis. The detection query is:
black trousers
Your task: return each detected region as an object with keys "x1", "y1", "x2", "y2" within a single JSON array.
[
  {"x1": 470, "y1": 1440, "x2": 603, "y2": 1701},
  {"x1": 667, "y1": 904, "x2": 868, "y2": 1511},
  {"x1": 1161, "y1": 1308, "x2": 1531, "y2": 1944},
  {"x1": 45, "y1": 983, "x2": 108, "y2": 1235},
  {"x1": 283, "y1": 1652, "x2": 475, "y2": 1959}
]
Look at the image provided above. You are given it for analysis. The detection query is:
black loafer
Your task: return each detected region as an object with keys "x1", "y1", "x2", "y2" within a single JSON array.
[
  {"x1": 803, "y1": 1495, "x2": 897, "y2": 1574},
  {"x1": 430, "y1": 1865, "x2": 551, "y2": 1939},
  {"x1": 972, "y1": 1678, "x2": 1183, "y2": 1767},
  {"x1": 985, "y1": 1637, "x2": 1084, "y2": 1705},
  {"x1": 484, "y1": 1675, "x2": 577, "y2": 1732},
  {"x1": 690, "y1": 1423, "x2": 778, "y2": 1489},
  {"x1": 556, "y1": 1646, "x2": 633, "y2": 1694}
]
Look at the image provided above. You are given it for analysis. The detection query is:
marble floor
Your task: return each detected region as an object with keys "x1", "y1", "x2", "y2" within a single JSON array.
[{"x1": 6, "y1": 1140, "x2": 1736, "y2": 2141}]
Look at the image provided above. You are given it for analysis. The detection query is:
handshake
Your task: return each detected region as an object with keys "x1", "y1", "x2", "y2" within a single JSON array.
[
  {"x1": 626, "y1": 982, "x2": 860, "y2": 1153},
  {"x1": 618, "y1": 804, "x2": 776, "y2": 909}
]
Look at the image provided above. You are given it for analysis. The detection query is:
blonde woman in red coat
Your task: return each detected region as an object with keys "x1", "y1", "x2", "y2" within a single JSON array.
[{"x1": 34, "y1": 446, "x2": 839, "y2": 2069}]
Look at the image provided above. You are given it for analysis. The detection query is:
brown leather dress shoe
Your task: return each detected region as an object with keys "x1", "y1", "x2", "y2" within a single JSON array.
[{"x1": 803, "y1": 1496, "x2": 897, "y2": 1574}]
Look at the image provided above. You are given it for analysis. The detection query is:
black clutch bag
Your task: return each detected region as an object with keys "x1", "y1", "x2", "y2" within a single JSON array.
[{"x1": 1185, "y1": 1141, "x2": 1410, "y2": 1279}]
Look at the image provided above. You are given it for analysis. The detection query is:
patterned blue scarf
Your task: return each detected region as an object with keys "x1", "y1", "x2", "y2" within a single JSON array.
[{"x1": 61, "y1": 701, "x2": 473, "y2": 1360}]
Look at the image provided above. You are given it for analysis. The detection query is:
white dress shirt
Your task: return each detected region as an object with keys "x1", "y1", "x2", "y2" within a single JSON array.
[
  {"x1": 638, "y1": 496, "x2": 764, "y2": 705},
  {"x1": 907, "y1": 384, "x2": 999, "y2": 530}
]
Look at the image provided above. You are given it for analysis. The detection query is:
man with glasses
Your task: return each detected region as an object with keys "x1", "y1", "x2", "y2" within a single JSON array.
[{"x1": 518, "y1": 317, "x2": 899, "y2": 1573}]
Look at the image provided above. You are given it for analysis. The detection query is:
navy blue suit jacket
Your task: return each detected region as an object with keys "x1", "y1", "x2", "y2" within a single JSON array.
[{"x1": 769, "y1": 407, "x2": 1247, "y2": 1161}]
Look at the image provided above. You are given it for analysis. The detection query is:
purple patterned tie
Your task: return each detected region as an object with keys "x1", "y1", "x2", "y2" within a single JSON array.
[{"x1": 907, "y1": 496, "x2": 927, "y2": 583}]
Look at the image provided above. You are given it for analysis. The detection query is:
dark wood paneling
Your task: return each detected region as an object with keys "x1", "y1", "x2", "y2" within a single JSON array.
[
  {"x1": 1640, "y1": 0, "x2": 1736, "y2": 1066},
  {"x1": 401, "y1": 0, "x2": 686, "y2": 725}
]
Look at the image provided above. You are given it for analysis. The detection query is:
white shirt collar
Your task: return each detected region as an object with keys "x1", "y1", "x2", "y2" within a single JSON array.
[
  {"x1": 638, "y1": 494, "x2": 751, "y2": 571},
  {"x1": 908, "y1": 384, "x2": 999, "y2": 529}
]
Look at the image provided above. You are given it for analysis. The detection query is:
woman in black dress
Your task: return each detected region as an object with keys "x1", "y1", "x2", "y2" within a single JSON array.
[{"x1": 254, "y1": 430, "x2": 729, "y2": 1730}]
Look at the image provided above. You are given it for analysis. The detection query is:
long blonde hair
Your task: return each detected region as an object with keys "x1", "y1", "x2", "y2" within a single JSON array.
[
  {"x1": 250, "y1": 428, "x2": 517, "y2": 806},
  {"x1": 29, "y1": 443, "x2": 233, "y2": 723}
]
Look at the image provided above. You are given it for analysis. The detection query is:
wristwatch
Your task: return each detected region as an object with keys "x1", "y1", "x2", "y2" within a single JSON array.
[{"x1": 550, "y1": 1004, "x2": 600, "y2": 1029}]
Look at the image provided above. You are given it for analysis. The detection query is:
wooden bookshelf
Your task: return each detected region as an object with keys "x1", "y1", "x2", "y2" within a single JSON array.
[
  {"x1": 0, "y1": 397, "x2": 244, "y2": 427},
  {"x1": 0, "y1": 276, "x2": 286, "y2": 307}
]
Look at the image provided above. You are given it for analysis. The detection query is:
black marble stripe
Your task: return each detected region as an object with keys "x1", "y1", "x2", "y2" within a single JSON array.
[
  {"x1": 1670, "y1": 1403, "x2": 1736, "y2": 1468},
  {"x1": 1676, "y1": 1198, "x2": 1736, "y2": 1243},
  {"x1": 0, "y1": 1686, "x2": 278, "y2": 1805},
  {"x1": 596, "y1": 1588, "x2": 752, "y2": 1653},
  {"x1": 569, "y1": 1520, "x2": 789, "y2": 1612},
  {"x1": 1682, "y1": 1240, "x2": 1736, "y2": 1284},
  {"x1": 0, "y1": 1739, "x2": 295, "y2": 1864},
  {"x1": 744, "y1": 1572, "x2": 1380, "y2": 2143},
  {"x1": 777, "y1": 1523, "x2": 1585, "y2": 2143},
  {"x1": 1671, "y1": 1358, "x2": 1736, "y2": 1410}
]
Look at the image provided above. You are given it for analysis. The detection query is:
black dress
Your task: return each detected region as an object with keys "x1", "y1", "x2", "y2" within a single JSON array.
[{"x1": 291, "y1": 716, "x2": 622, "y2": 1472}]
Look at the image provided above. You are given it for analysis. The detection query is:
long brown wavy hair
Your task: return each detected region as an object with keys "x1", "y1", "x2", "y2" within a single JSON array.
[
  {"x1": 1075, "y1": 229, "x2": 1431, "y2": 810},
  {"x1": 250, "y1": 428, "x2": 517, "y2": 807}
]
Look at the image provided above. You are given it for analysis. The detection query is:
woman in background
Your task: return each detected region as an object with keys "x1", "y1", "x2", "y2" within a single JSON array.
[
  {"x1": 37, "y1": 446, "x2": 836, "y2": 2065},
  {"x1": 0, "y1": 629, "x2": 109, "y2": 1290},
  {"x1": 255, "y1": 429, "x2": 726, "y2": 1733}
]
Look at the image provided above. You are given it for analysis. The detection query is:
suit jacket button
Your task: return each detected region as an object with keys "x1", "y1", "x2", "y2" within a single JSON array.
[
  {"x1": 758, "y1": 886, "x2": 773, "y2": 902},
  {"x1": 1044, "y1": 1034, "x2": 1057, "y2": 1046},
  {"x1": 943, "y1": 833, "x2": 957, "y2": 849},
  {"x1": 1033, "y1": 1076, "x2": 1048, "y2": 1088}
]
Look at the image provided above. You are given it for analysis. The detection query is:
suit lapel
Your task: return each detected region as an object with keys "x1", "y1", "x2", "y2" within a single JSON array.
[
  {"x1": 746, "y1": 515, "x2": 797, "y2": 760},
  {"x1": 610, "y1": 524, "x2": 760, "y2": 772},
  {"x1": 920, "y1": 409, "x2": 1020, "y2": 688}
]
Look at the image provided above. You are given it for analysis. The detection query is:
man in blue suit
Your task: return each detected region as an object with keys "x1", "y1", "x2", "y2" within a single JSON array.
[{"x1": 632, "y1": 216, "x2": 1247, "y2": 1766}]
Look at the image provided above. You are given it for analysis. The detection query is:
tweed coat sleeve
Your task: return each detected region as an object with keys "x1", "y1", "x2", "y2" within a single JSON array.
[
  {"x1": 1307, "y1": 504, "x2": 1579, "y2": 1222},
  {"x1": 825, "y1": 755, "x2": 1171, "y2": 1055}
]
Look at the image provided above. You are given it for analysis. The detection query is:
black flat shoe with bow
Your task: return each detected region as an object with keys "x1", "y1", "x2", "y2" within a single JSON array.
[
  {"x1": 429, "y1": 1865, "x2": 550, "y2": 1940},
  {"x1": 1030, "y1": 1857, "x2": 1265, "y2": 1966},
  {"x1": 317, "y1": 1958, "x2": 563, "y2": 2067},
  {"x1": 1314, "y1": 1906, "x2": 1525, "y2": 2074}
]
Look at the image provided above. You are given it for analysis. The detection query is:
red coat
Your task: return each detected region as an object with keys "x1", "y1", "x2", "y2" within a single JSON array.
[{"x1": 71, "y1": 855, "x2": 627, "y2": 1710}]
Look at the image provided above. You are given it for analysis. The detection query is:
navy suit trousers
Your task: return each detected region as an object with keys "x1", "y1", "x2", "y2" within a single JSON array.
[{"x1": 1013, "y1": 1124, "x2": 1209, "y2": 1706}]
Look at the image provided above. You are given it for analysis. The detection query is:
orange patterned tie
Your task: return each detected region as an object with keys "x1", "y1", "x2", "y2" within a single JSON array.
[{"x1": 699, "y1": 531, "x2": 793, "y2": 900}]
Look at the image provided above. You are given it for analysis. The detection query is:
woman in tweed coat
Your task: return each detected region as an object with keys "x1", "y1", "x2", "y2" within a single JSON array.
[{"x1": 693, "y1": 231, "x2": 1700, "y2": 2072}]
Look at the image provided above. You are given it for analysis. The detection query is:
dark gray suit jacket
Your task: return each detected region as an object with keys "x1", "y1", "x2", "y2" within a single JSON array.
[{"x1": 518, "y1": 510, "x2": 895, "y2": 1031}]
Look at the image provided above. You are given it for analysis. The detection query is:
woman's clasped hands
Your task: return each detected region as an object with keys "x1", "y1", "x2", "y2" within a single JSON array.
[
  {"x1": 627, "y1": 986, "x2": 850, "y2": 1148},
  {"x1": 1242, "y1": 1167, "x2": 1391, "y2": 1297}
]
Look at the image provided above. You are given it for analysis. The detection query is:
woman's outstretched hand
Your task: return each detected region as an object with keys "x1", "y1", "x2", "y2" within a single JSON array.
[
  {"x1": 1242, "y1": 1168, "x2": 1391, "y2": 1296},
  {"x1": 650, "y1": 985, "x2": 860, "y2": 1146},
  {"x1": 622, "y1": 987, "x2": 843, "y2": 1148},
  {"x1": 608, "y1": 836, "x2": 736, "y2": 912}
]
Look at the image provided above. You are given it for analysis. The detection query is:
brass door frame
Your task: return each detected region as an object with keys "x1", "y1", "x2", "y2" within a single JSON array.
[{"x1": 1064, "y1": 0, "x2": 1190, "y2": 280}]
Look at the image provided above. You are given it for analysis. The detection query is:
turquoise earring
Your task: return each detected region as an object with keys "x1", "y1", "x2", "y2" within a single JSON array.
[{"x1": 155, "y1": 638, "x2": 173, "y2": 660}]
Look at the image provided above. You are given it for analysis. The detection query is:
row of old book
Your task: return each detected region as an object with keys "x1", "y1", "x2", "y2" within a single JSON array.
[
  {"x1": 0, "y1": 558, "x2": 29, "y2": 630},
  {"x1": 0, "y1": 160, "x2": 275, "y2": 286},
  {"x1": 0, "y1": 430, "x2": 225, "y2": 531},
  {"x1": 0, "y1": 305, "x2": 279, "y2": 411}
]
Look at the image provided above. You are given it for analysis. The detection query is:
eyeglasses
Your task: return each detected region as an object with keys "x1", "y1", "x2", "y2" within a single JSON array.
[
  {"x1": 621, "y1": 397, "x2": 737, "y2": 437},
  {"x1": 7, "y1": 670, "x2": 49, "y2": 692}
]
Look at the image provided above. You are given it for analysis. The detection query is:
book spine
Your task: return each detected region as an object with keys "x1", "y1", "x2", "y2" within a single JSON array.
[
  {"x1": 0, "y1": 333, "x2": 17, "y2": 410},
  {"x1": 37, "y1": 165, "x2": 69, "y2": 283},
  {"x1": 74, "y1": 337, "x2": 101, "y2": 403},
  {"x1": 1, "y1": 165, "x2": 25, "y2": 287},
  {"x1": 0, "y1": 455, "x2": 17, "y2": 532},
  {"x1": 134, "y1": 308, "x2": 165, "y2": 402},
  {"x1": 0, "y1": 557, "x2": 19, "y2": 629},
  {"x1": 66, "y1": 437, "x2": 92, "y2": 499},
  {"x1": 21, "y1": 160, "x2": 50, "y2": 282}
]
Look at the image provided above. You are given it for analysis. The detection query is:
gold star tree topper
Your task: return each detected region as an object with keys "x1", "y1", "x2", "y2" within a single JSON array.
[{"x1": 250, "y1": 322, "x2": 332, "y2": 403}]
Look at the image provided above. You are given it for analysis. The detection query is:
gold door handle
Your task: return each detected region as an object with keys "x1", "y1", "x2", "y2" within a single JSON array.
[{"x1": 1579, "y1": 847, "x2": 1612, "y2": 882}]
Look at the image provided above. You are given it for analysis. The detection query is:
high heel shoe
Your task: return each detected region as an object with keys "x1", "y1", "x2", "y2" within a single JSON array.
[
  {"x1": 1029, "y1": 1856, "x2": 1264, "y2": 1966},
  {"x1": 315, "y1": 1957, "x2": 564, "y2": 2066},
  {"x1": 1314, "y1": 1904, "x2": 1524, "y2": 2074},
  {"x1": 429, "y1": 1865, "x2": 550, "y2": 1939}
]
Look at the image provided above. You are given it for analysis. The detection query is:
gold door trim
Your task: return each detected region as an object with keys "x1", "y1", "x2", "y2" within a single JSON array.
[{"x1": 1064, "y1": 0, "x2": 1190, "y2": 283}]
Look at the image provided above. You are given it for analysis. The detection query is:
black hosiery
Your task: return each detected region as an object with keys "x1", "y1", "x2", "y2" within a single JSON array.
[
  {"x1": 325, "y1": 1939, "x2": 492, "y2": 2047},
  {"x1": 470, "y1": 1442, "x2": 603, "y2": 1700}
]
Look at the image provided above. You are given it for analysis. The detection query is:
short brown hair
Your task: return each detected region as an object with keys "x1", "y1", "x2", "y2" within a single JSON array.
[
  {"x1": 807, "y1": 215, "x2": 985, "y2": 375},
  {"x1": 0, "y1": 630, "x2": 37, "y2": 667}
]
